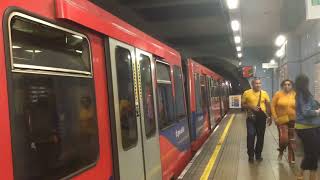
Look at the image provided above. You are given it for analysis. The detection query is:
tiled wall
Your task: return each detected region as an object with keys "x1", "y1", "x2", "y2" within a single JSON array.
[{"x1": 277, "y1": 21, "x2": 320, "y2": 96}]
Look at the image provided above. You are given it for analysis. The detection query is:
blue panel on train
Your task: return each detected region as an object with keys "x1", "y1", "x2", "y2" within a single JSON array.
[
  {"x1": 190, "y1": 112, "x2": 204, "y2": 141},
  {"x1": 159, "y1": 118, "x2": 191, "y2": 151}
]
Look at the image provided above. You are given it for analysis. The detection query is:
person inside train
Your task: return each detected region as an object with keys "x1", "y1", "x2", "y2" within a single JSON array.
[
  {"x1": 242, "y1": 77, "x2": 272, "y2": 163},
  {"x1": 79, "y1": 96, "x2": 96, "y2": 136},
  {"x1": 295, "y1": 74, "x2": 320, "y2": 180},
  {"x1": 23, "y1": 77, "x2": 60, "y2": 176},
  {"x1": 271, "y1": 79, "x2": 296, "y2": 164}
]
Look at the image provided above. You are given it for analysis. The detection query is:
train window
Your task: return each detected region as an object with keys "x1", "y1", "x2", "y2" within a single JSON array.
[
  {"x1": 195, "y1": 73, "x2": 202, "y2": 113},
  {"x1": 9, "y1": 14, "x2": 91, "y2": 76},
  {"x1": 200, "y1": 76, "x2": 208, "y2": 113},
  {"x1": 8, "y1": 14, "x2": 98, "y2": 180},
  {"x1": 156, "y1": 62, "x2": 175, "y2": 129},
  {"x1": 156, "y1": 62, "x2": 171, "y2": 81},
  {"x1": 173, "y1": 66, "x2": 186, "y2": 119},
  {"x1": 115, "y1": 47, "x2": 138, "y2": 150},
  {"x1": 140, "y1": 55, "x2": 156, "y2": 138}
]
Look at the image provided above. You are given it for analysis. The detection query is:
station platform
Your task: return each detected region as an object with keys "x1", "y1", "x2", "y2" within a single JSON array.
[{"x1": 178, "y1": 111, "x2": 314, "y2": 180}]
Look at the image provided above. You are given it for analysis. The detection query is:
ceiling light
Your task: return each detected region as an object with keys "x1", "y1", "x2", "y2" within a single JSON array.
[
  {"x1": 318, "y1": 42, "x2": 320, "y2": 47},
  {"x1": 237, "y1": 53, "x2": 242, "y2": 58},
  {"x1": 76, "y1": 50, "x2": 82, "y2": 54},
  {"x1": 12, "y1": 45, "x2": 21, "y2": 49},
  {"x1": 25, "y1": 50, "x2": 33, "y2": 53},
  {"x1": 275, "y1": 35, "x2": 286, "y2": 47},
  {"x1": 239, "y1": 61, "x2": 242, "y2": 66},
  {"x1": 231, "y1": 20, "x2": 240, "y2": 31},
  {"x1": 236, "y1": 46, "x2": 241, "y2": 51},
  {"x1": 276, "y1": 49, "x2": 284, "y2": 57},
  {"x1": 270, "y1": 59, "x2": 275, "y2": 64},
  {"x1": 72, "y1": 35, "x2": 83, "y2": 40},
  {"x1": 234, "y1": 36, "x2": 241, "y2": 44},
  {"x1": 34, "y1": 50, "x2": 42, "y2": 53},
  {"x1": 226, "y1": 0, "x2": 239, "y2": 9}
]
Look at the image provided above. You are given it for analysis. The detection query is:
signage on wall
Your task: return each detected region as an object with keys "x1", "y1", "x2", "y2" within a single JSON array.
[
  {"x1": 306, "y1": 0, "x2": 320, "y2": 19},
  {"x1": 312, "y1": 0, "x2": 320, "y2": 5},
  {"x1": 229, "y1": 95, "x2": 242, "y2": 109},
  {"x1": 242, "y1": 66, "x2": 254, "y2": 78},
  {"x1": 262, "y1": 62, "x2": 278, "y2": 69}
]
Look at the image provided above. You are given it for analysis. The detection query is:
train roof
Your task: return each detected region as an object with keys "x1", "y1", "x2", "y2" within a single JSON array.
[
  {"x1": 188, "y1": 59, "x2": 223, "y2": 80},
  {"x1": 55, "y1": 0, "x2": 181, "y2": 65}
]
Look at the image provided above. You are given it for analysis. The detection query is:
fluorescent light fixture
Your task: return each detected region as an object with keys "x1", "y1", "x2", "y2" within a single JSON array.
[
  {"x1": 227, "y1": 0, "x2": 239, "y2": 9},
  {"x1": 12, "y1": 45, "x2": 21, "y2": 49},
  {"x1": 239, "y1": 61, "x2": 242, "y2": 66},
  {"x1": 25, "y1": 50, "x2": 42, "y2": 53},
  {"x1": 270, "y1": 59, "x2": 275, "y2": 64},
  {"x1": 236, "y1": 46, "x2": 241, "y2": 51},
  {"x1": 72, "y1": 35, "x2": 83, "y2": 40},
  {"x1": 237, "y1": 53, "x2": 242, "y2": 58},
  {"x1": 276, "y1": 49, "x2": 284, "y2": 57},
  {"x1": 76, "y1": 50, "x2": 82, "y2": 54},
  {"x1": 231, "y1": 20, "x2": 240, "y2": 31},
  {"x1": 234, "y1": 36, "x2": 241, "y2": 44},
  {"x1": 318, "y1": 42, "x2": 320, "y2": 47},
  {"x1": 275, "y1": 35, "x2": 286, "y2": 47}
]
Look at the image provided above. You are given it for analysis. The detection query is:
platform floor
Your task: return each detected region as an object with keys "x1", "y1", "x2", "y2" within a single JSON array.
[{"x1": 179, "y1": 111, "x2": 320, "y2": 180}]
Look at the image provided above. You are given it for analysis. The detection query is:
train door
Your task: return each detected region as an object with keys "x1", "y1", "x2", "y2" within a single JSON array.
[
  {"x1": 108, "y1": 38, "x2": 161, "y2": 180},
  {"x1": 200, "y1": 75, "x2": 210, "y2": 131},
  {"x1": 207, "y1": 77, "x2": 215, "y2": 129},
  {"x1": 135, "y1": 49, "x2": 162, "y2": 180}
]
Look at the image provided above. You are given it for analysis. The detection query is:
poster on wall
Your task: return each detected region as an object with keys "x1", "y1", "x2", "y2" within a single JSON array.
[
  {"x1": 229, "y1": 95, "x2": 242, "y2": 109},
  {"x1": 314, "y1": 62, "x2": 320, "y2": 102},
  {"x1": 306, "y1": 0, "x2": 320, "y2": 20},
  {"x1": 242, "y1": 66, "x2": 254, "y2": 78}
]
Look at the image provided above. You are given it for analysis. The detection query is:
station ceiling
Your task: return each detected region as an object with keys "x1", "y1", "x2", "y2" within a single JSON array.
[{"x1": 91, "y1": 0, "x2": 283, "y2": 91}]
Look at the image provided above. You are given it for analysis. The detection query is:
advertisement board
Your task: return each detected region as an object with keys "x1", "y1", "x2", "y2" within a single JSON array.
[{"x1": 229, "y1": 95, "x2": 242, "y2": 109}]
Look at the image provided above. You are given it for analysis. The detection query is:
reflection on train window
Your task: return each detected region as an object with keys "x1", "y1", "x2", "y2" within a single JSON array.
[
  {"x1": 195, "y1": 74, "x2": 202, "y2": 113},
  {"x1": 200, "y1": 75, "x2": 208, "y2": 113},
  {"x1": 156, "y1": 62, "x2": 175, "y2": 129},
  {"x1": 173, "y1": 66, "x2": 186, "y2": 119},
  {"x1": 8, "y1": 14, "x2": 98, "y2": 180},
  {"x1": 139, "y1": 55, "x2": 156, "y2": 138},
  {"x1": 10, "y1": 75, "x2": 99, "y2": 180},
  {"x1": 10, "y1": 15, "x2": 91, "y2": 75},
  {"x1": 115, "y1": 47, "x2": 138, "y2": 149}
]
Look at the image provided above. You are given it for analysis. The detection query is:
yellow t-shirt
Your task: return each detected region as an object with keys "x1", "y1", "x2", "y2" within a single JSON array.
[
  {"x1": 271, "y1": 90, "x2": 296, "y2": 124},
  {"x1": 242, "y1": 89, "x2": 270, "y2": 113}
]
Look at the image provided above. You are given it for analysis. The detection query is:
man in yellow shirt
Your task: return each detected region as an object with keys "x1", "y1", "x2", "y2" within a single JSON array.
[{"x1": 242, "y1": 78, "x2": 272, "y2": 163}]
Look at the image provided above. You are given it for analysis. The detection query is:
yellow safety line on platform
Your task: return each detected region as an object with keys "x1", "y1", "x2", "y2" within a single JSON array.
[{"x1": 200, "y1": 114, "x2": 235, "y2": 180}]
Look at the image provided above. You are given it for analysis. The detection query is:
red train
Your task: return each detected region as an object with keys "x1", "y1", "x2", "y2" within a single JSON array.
[
  {"x1": 184, "y1": 59, "x2": 226, "y2": 152},
  {"x1": 0, "y1": 1, "x2": 230, "y2": 180}
]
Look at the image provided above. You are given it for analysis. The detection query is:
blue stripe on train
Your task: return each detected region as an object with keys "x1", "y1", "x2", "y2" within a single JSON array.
[
  {"x1": 190, "y1": 111, "x2": 204, "y2": 141},
  {"x1": 159, "y1": 117, "x2": 191, "y2": 151}
]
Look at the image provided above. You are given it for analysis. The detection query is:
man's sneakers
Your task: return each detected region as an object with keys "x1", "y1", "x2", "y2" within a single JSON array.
[
  {"x1": 255, "y1": 156, "x2": 263, "y2": 162},
  {"x1": 248, "y1": 157, "x2": 254, "y2": 163},
  {"x1": 248, "y1": 156, "x2": 263, "y2": 163}
]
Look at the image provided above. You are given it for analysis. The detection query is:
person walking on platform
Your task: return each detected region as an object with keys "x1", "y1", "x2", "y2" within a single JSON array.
[
  {"x1": 242, "y1": 78, "x2": 272, "y2": 163},
  {"x1": 271, "y1": 79, "x2": 296, "y2": 164},
  {"x1": 295, "y1": 74, "x2": 320, "y2": 180}
]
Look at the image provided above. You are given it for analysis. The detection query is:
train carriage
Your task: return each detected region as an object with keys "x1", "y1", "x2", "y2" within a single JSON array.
[
  {"x1": 0, "y1": 1, "x2": 229, "y2": 180},
  {"x1": 183, "y1": 59, "x2": 223, "y2": 152}
]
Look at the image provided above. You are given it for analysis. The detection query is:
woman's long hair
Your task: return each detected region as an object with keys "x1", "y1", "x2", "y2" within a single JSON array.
[{"x1": 295, "y1": 74, "x2": 312, "y2": 102}]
